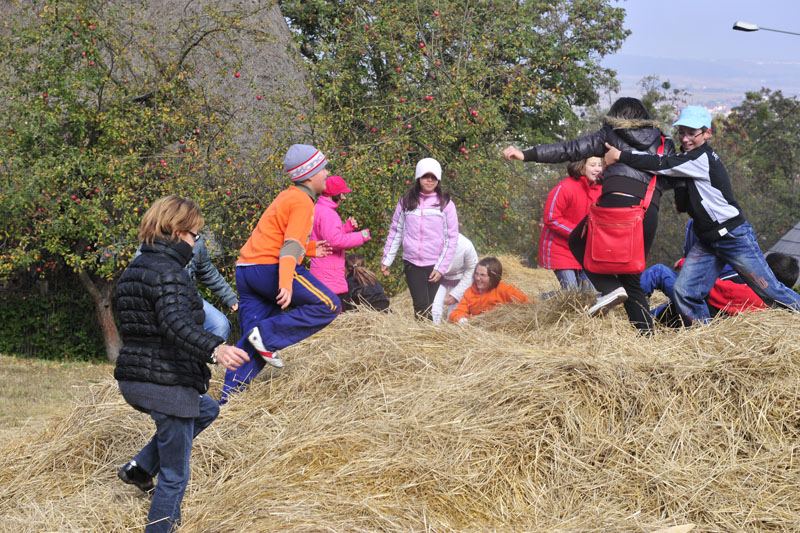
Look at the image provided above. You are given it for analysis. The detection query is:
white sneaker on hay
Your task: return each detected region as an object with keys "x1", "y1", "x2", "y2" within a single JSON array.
[
  {"x1": 587, "y1": 287, "x2": 628, "y2": 317},
  {"x1": 247, "y1": 327, "x2": 284, "y2": 368}
]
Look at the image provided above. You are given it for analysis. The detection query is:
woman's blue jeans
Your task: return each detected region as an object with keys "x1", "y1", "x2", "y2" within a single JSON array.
[
  {"x1": 132, "y1": 394, "x2": 219, "y2": 533},
  {"x1": 553, "y1": 269, "x2": 595, "y2": 292},
  {"x1": 202, "y1": 298, "x2": 231, "y2": 341}
]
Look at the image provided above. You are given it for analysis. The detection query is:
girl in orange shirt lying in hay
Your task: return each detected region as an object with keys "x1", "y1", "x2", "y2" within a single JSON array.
[{"x1": 449, "y1": 257, "x2": 532, "y2": 323}]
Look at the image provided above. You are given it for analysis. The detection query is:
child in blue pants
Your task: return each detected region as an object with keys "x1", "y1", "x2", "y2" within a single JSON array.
[
  {"x1": 222, "y1": 144, "x2": 339, "y2": 401},
  {"x1": 605, "y1": 106, "x2": 800, "y2": 324},
  {"x1": 223, "y1": 263, "x2": 339, "y2": 398}
]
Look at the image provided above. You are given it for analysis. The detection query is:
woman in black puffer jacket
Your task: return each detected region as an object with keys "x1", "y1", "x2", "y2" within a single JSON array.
[
  {"x1": 503, "y1": 98, "x2": 677, "y2": 333},
  {"x1": 114, "y1": 195, "x2": 248, "y2": 533}
]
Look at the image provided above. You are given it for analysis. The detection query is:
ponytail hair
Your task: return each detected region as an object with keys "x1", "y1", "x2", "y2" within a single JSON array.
[{"x1": 345, "y1": 253, "x2": 378, "y2": 286}]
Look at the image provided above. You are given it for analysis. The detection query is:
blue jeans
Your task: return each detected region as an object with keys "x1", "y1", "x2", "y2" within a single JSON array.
[
  {"x1": 202, "y1": 298, "x2": 231, "y2": 340},
  {"x1": 132, "y1": 394, "x2": 219, "y2": 533},
  {"x1": 674, "y1": 222, "x2": 800, "y2": 324},
  {"x1": 640, "y1": 263, "x2": 678, "y2": 318},
  {"x1": 553, "y1": 269, "x2": 595, "y2": 292}
]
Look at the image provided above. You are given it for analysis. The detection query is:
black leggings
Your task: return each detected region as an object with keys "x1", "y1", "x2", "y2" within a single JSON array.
[
  {"x1": 569, "y1": 194, "x2": 660, "y2": 333},
  {"x1": 403, "y1": 260, "x2": 441, "y2": 321}
]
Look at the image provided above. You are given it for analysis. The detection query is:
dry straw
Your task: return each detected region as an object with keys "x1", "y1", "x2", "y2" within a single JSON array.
[{"x1": 1, "y1": 256, "x2": 798, "y2": 532}]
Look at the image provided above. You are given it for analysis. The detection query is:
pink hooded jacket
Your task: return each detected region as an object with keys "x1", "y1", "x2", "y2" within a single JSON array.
[
  {"x1": 309, "y1": 196, "x2": 369, "y2": 294},
  {"x1": 382, "y1": 192, "x2": 459, "y2": 274}
]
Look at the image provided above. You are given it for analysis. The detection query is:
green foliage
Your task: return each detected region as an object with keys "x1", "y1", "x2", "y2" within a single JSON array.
[
  {"x1": 714, "y1": 88, "x2": 800, "y2": 248},
  {"x1": 0, "y1": 279, "x2": 105, "y2": 361},
  {"x1": 0, "y1": 0, "x2": 239, "y2": 282},
  {"x1": 281, "y1": 0, "x2": 628, "y2": 279},
  {"x1": 0, "y1": 0, "x2": 276, "y2": 359}
]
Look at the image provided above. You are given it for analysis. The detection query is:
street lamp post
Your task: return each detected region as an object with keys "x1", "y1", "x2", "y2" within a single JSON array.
[{"x1": 732, "y1": 21, "x2": 800, "y2": 36}]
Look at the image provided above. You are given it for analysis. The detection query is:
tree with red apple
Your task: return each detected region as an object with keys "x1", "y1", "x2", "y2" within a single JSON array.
[
  {"x1": 282, "y1": 0, "x2": 628, "y2": 288},
  {"x1": 0, "y1": 0, "x2": 262, "y2": 361}
]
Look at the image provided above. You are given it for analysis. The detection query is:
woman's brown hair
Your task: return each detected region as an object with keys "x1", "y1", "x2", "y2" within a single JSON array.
[{"x1": 138, "y1": 195, "x2": 204, "y2": 245}]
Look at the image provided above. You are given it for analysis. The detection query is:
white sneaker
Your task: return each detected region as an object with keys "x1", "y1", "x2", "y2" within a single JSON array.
[
  {"x1": 246, "y1": 327, "x2": 284, "y2": 368},
  {"x1": 588, "y1": 287, "x2": 628, "y2": 317}
]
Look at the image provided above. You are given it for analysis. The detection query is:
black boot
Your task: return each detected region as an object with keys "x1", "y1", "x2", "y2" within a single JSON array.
[{"x1": 118, "y1": 461, "x2": 155, "y2": 492}]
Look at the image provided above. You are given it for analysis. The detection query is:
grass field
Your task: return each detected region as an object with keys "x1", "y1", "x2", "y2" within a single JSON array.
[{"x1": 0, "y1": 354, "x2": 113, "y2": 431}]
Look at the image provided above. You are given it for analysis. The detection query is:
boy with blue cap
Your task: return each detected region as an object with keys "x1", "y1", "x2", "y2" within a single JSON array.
[
  {"x1": 222, "y1": 144, "x2": 340, "y2": 401},
  {"x1": 604, "y1": 105, "x2": 800, "y2": 324}
]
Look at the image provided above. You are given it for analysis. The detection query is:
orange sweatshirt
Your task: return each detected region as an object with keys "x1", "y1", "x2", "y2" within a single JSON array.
[
  {"x1": 238, "y1": 185, "x2": 320, "y2": 291},
  {"x1": 448, "y1": 281, "x2": 531, "y2": 322}
]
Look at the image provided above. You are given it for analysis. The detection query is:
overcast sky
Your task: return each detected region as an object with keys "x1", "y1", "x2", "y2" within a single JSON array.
[
  {"x1": 602, "y1": 0, "x2": 800, "y2": 107},
  {"x1": 611, "y1": 0, "x2": 800, "y2": 62}
]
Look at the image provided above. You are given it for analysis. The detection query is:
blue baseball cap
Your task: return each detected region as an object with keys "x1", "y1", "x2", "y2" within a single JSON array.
[{"x1": 673, "y1": 106, "x2": 712, "y2": 130}]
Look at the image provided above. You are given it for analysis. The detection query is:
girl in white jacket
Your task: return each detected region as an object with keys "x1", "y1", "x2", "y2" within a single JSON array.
[{"x1": 431, "y1": 233, "x2": 478, "y2": 324}]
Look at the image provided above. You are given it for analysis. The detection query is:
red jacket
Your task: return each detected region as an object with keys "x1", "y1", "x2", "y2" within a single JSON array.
[
  {"x1": 707, "y1": 279, "x2": 766, "y2": 315},
  {"x1": 538, "y1": 175, "x2": 601, "y2": 270}
]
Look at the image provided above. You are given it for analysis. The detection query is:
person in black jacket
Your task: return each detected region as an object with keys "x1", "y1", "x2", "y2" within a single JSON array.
[
  {"x1": 342, "y1": 253, "x2": 390, "y2": 312},
  {"x1": 503, "y1": 97, "x2": 677, "y2": 334},
  {"x1": 114, "y1": 195, "x2": 249, "y2": 533},
  {"x1": 133, "y1": 236, "x2": 239, "y2": 340}
]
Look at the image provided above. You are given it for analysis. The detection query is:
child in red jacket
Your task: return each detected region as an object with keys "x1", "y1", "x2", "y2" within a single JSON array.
[
  {"x1": 538, "y1": 157, "x2": 602, "y2": 291},
  {"x1": 449, "y1": 257, "x2": 531, "y2": 323}
]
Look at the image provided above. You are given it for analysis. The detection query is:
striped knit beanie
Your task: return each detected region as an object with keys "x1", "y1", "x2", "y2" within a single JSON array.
[{"x1": 284, "y1": 144, "x2": 328, "y2": 182}]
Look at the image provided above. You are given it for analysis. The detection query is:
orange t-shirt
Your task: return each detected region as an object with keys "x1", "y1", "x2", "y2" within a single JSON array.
[
  {"x1": 449, "y1": 281, "x2": 531, "y2": 322},
  {"x1": 238, "y1": 186, "x2": 319, "y2": 291}
]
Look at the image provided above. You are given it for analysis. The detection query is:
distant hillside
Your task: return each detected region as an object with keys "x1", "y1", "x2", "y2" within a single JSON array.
[{"x1": 603, "y1": 53, "x2": 800, "y2": 111}]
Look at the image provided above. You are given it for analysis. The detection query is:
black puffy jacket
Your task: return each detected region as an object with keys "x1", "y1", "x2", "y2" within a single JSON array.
[
  {"x1": 523, "y1": 116, "x2": 678, "y2": 202},
  {"x1": 114, "y1": 239, "x2": 224, "y2": 393}
]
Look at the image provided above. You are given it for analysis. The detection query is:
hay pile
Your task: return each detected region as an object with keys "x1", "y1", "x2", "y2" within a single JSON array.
[{"x1": 2, "y1": 256, "x2": 799, "y2": 532}]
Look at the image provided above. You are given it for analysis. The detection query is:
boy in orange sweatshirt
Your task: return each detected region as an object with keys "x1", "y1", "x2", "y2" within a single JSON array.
[{"x1": 222, "y1": 144, "x2": 339, "y2": 401}]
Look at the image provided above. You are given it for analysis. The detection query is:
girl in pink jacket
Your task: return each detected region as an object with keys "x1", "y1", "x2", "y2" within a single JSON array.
[
  {"x1": 310, "y1": 175, "x2": 371, "y2": 301},
  {"x1": 381, "y1": 158, "x2": 459, "y2": 320}
]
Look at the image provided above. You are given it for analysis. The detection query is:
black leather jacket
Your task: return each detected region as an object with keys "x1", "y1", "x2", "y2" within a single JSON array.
[
  {"x1": 114, "y1": 239, "x2": 224, "y2": 393},
  {"x1": 523, "y1": 116, "x2": 677, "y2": 204}
]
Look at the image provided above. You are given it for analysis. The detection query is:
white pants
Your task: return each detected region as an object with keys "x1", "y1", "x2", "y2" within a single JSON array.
[{"x1": 431, "y1": 284, "x2": 460, "y2": 324}]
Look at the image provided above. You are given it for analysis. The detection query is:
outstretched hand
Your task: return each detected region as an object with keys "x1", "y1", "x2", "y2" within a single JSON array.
[
  {"x1": 380, "y1": 265, "x2": 390, "y2": 277},
  {"x1": 502, "y1": 146, "x2": 524, "y2": 161},
  {"x1": 216, "y1": 344, "x2": 250, "y2": 371},
  {"x1": 604, "y1": 142, "x2": 621, "y2": 166}
]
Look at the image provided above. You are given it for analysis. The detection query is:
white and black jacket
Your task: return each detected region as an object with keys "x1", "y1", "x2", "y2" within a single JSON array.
[{"x1": 619, "y1": 143, "x2": 746, "y2": 242}]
